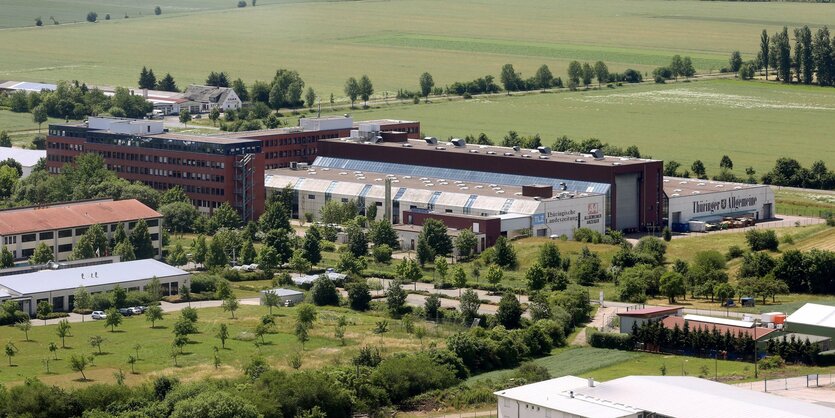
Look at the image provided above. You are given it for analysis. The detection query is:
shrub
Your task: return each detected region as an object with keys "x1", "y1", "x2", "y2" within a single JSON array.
[
  {"x1": 573, "y1": 228, "x2": 602, "y2": 244},
  {"x1": 372, "y1": 244, "x2": 392, "y2": 263},
  {"x1": 190, "y1": 274, "x2": 218, "y2": 293},
  {"x1": 745, "y1": 229, "x2": 779, "y2": 251},
  {"x1": 758, "y1": 356, "x2": 785, "y2": 370},
  {"x1": 237, "y1": 0, "x2": 247, "y2": 7},
  {"x1": 311, "y1": 275, "x2": 339, "y2": 306},
  {"x1": 726, "y1": 245, "x2": 744, "y2": 260},
  {"x1": 586, "y1": 329, "x2": 633, "y2": 350},
  {"x1": 370, "y1": 353, "x2": 459, "y2": 404}
]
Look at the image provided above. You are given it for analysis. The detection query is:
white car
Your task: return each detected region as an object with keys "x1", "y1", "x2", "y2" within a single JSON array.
[{"x1": 91, "y1": 311, "x2": 107, "y2": 320}]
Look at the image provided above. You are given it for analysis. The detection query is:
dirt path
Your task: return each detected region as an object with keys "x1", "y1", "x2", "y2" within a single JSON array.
[{"x1": 572, "y1": 305, "x2": 618, "y2": 346}]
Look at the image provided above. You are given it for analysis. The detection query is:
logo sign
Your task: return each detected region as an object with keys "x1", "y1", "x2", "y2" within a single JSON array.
[
  {"x1": 532, "y1": 213, "x2": 546, "y2": 225},
  {"x1": 588, "y1": 203, "x2": 599, "y2": 215}
]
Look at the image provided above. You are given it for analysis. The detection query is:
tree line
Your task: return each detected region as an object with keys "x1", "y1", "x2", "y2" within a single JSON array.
[{"x1": 733, "y1": 26, "x2": 835, "y2": 86}]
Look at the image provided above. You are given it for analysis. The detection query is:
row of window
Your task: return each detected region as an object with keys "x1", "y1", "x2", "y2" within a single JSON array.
[
  {"x1": 48, "y1": 142, "x2": 84, "y2": 151},
  {"x1": 3, "y1": 220, "x2": 159, "y2": 250},
  {"x1": 262, "y1": 134, "x2": 335, "y2": 148},
  {"x1": 264, "y1": 147, "x2": 316, "y2": 160},
  {"x1": 108, "y1": 165, "x2": 226, "y2": 183}
]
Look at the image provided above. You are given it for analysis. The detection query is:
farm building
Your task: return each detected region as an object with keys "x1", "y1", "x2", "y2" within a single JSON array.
[
  {"x1": 0, "y1": 147, "x2": 45, "y2": 177},
  {"x1": 616, "y1": 306, "x2": 682, "y2": 334},
  {"x1": 264, "y1": 164, "x2": 607, "y2": 241},
  {"x1": 663, "y1": 177, "x2": 774, "y2": 232},
  {"x1": 785, "y1": 303, "x2": 835, "y2": 340},
  {"x1": 0, "y1": 259, "x2": 187, "y2": 316},
  {"x1": 0, "y1": 199, "x2": 163, "y2": 262},
  {"x1": 495, "y1": 375, "x2": 835, "y2": 418},
  {"x1": 180, "y1": 85, "x2": 241, "y2": 114},
  {"x1": 260, "y1": 288, "x2": 304, "y2": 306}
]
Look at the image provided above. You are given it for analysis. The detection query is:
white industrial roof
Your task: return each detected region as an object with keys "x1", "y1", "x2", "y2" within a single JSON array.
[
  {"x1": 683, "y1": 314, "x2": 755, "y2": 328},
  {"x1": 583, "y1": 376, "x2": 835, "y2": 418},
  {"x1": 0, "y1": 259, "x2": 187, "y2": 295},
  {"x1": 499, "y1": 375, "x2": 835, "y2": 418},
  {"x1": 0, "y1": 147, "x2": 46, "y2": 167},
  {"x1": 261, "y1": 288, "x2": 303, "y2": 297},
  {"x1": 786, "y1": 303, "x2": 835, "y2": 329},
  {"x1": 292, "y1": 272, "x2": 346, "y2": 286},
  {"x1": 494, "y1": 376, "x2": 641, "y2": 418}
]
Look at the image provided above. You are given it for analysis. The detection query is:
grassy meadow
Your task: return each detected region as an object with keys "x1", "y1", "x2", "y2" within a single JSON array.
[
  {"x1": 2, "y1": 0, "x2": 835, "y2": 95},
  {"x1": 0, "y1": 304, "x2": 447, "y2": 387}
]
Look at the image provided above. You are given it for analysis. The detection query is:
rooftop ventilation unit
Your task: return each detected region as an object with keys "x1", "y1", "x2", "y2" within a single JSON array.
[
  {"x1": 424, "y1": 136, "x2": 438, "y2": 145},
  {"x1": 435, "y1": 146, "x2": 446, "y2": 150},
  {"x1": 537, "y1": 146, "x2": 552, "y2": 154},
  {"x1": 450, "y1": 138, "x2": 466, "y2": 147},
  {"x1": 402, "y1": 143, "x2": 412, "y2": 148},
  {"x1": 487, "y1": 151, "x2": 497, "y2": 155},
  {"x1": 512, "y1": 145, "x2": 520, "y2": 152},
  {"x1": 503, "y1": 152, "x2": 515, "y2": 156},
  {"x1": 590, "y1": 149, "x2": 605, "y2": 160},
  {"x1": 370, "y1": 135, "x2": 383, "y2": 144},
  {"x1": 469, "y1": 149, "x2": 479, "y2": 153},
  {"x1": 575, "y1": 158, "x2": 585, "y2": 163}
]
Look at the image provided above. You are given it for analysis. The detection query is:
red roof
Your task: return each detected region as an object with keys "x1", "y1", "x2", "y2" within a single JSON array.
[
  {"x1": 0, "y1": 200, "x2": 161, "y2": 235},
  {"x1": 617, "y1": 306, "x2": 682, "y2": 318},
  {"x1": 662, "y1": 316, "x2": 777, "y2": 340}
]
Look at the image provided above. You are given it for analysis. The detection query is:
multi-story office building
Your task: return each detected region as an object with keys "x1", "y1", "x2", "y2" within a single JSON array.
[
  {"x1": 0, "y1": 199, "x2": 163, "y2": 262},
  {"x1": 46, "y1": 117, "x2": 265, "y2": 221}
]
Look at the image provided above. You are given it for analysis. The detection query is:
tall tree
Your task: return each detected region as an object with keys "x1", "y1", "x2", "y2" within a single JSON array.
[
  {"x1": 305, "y1": 86, "x2": 316, "y2": 109},
  {"x1": 813, "y1": 27, "x2": 833, "y2": 87},
  {"x1": 419, "y1": 72, "x2": 434, "y2": 102},
  {"x1": 419, "y1": 219, "x2": 452, "y2": 258},
  {"x1": 231, "y1": 78, "x2": 249, "y2": 101},
  {"x1": 156, "y1": 73, "x2": 178, "y2": 92},
  {"x1": 130, "y1": 219, "x2": 155, "y2": 259},
  {"x1": 670, "y1": 55, "x2": 684, "y2": 80},
  {"x1": 358, "y1": 75, "x2": 373, "y2": 107},
  {"x1": 760, "y1": 29, "x2": 770, "y2": 80},
  {"x1": 534, "y1": 64, "x2": 554, "y2": 91},
  {"x1": 138, "y1": 66, "x2": 156, "y2": 89},
  {"x1": 720, "y1": 155, "x2": 733, "y2": 170},
  {"x1": 581, "y1": 62, "x2": 594, "y2": 86},
  {"x1": 593, "y1": 61, "x2": 609, "y2": 87},
  {"x1": 29, "y1": 242, "x2": 53, "y2": 265},
  {"x1": 32, "y1": 105, "x2": 48, "y2": 133},
  {"x1": 777, "y1": 27, "x2": 792, "y2": 83},
  {"x1": 344, "y1": 77, "x2": 359, "y2": 108},
  {"x1": 800, "y1": 26, "x2": 814, "y2": 85},
  {"x1": 729, "y1": 51, "x2": 743, "y2": 73},
  {"x1": 500, "y1": 64, "x2": 521, "y2": 92},
  {"x1": 567, "y1": 61, "x2": 582, "y2": 86},
  {"x1": 0, "y1": 246, "x2": 12, "y2": 268},
  {"x1": 206, "y1": 71, "x2": 229, "y2": 87}
]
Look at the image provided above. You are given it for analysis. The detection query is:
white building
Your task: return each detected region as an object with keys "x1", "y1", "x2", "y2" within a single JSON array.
[
  {"x1": 495, "y1": 375, "x2": 835, "y2": 418},
  {"x1": 264, "y1": 166, "x2": 606, "y2": 241},
  {"x1": 180, "y1": 85, "x2": 241, "y2": 114},
  {"x1": 0, "y1": 259, "x2": 187, "y2": 316},
  {"x1": 0, "y1": 147, "x2": 46, "y2": 177},
  {"x1": 260, "y1": 288, "x2": 304, "y2": 306},
  {"x1": 664, "y1": 177, "x2": 774, "y2": 232}
]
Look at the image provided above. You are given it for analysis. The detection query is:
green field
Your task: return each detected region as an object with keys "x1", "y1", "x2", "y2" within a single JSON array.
[
  {"x1": 2, "y1": 0, "x2": 835, "y2": 96},
  {"x1": 0, "y1": 304, "x2": 442, "y2": 387},
  {"x1": 316, "y1": 79, "x2": 835, "y2": 176}
]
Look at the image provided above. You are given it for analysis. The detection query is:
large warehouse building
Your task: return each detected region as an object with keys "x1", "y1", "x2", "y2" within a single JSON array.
[
  {"x1": 785, "y1": 303, "x2": 835, "y2": 340},
  {"x1": 663, "y1": 177, "x2": 775, "y2": 232},
  {"x1": 265, "y1": 164, "x2": 607, "y2": 241},
  {"x1": 317, "y1": 137, "x2": 663, "y2": 231}
]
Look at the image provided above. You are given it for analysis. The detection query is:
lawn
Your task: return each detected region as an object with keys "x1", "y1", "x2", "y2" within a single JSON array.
[
  {"x1": 0, "y1": 304, "x2": 442, "y2": 387},
  {"x1": 2, "y1": 0, "x2": 835, "y2": 97}
]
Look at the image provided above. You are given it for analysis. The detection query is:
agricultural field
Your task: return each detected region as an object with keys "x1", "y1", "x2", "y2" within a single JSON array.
[
  {"x1": 2, "y1": 0, "x2": 835, "y2": 96},
  {"x1": 0, "y1": 304, "x2": 444, "y2": 387},
  {"x1": 316, "y1": 79, "x2": 835, "y2": 176}
]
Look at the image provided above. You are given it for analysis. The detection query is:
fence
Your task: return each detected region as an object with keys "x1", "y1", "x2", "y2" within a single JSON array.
[{"x1": 736, "y1": 374, "x2": 835, "y2": 392}]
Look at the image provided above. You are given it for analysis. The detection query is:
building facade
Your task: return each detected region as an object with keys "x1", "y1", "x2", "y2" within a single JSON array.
[
  {"x1": 0, "y1": 147, "x2": 45, "y2": 178},
  {"x1": 0, "y1": 199, "x2": 162, "y2": 262},
  {"x1": 46, "y1": 117, "x2": 265, "y2": 221},
  {"x1": 663, "y1": 177, "x2": 775, "y2": 232},
  {"x1": 0, "y1": 259, "x2": 187, "y2": 316},
  {"x1": 317, "y1": 138, "x2": 662, "y2": 231}
]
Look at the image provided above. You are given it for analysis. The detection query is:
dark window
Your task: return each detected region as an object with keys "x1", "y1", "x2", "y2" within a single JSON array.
[
  {"x1": 58, "y1": 229, "x2": 72, "y2": 238},
  {"x1": 129, "y1": 222, "x2": 137, "y2": 229},
  {"x1": 58, "y1": 244, "x2": 72, "y2": 252},
  {"x1": 21, "y1": 248, "x2": 34, "y2": 257},
  {"x1": 75, "y1": 228, "x2": 87, "y2": 236},
  {"x1": 52, "y1": 296, "x2": 65, "y2": 311},
  {"x1": 308, "y1": 195, "x2": 315, "y2": 200},
  {"x1": 39, "y1": 232, "x2": 54, "y2": 240},
  {"x1": 110, "y1": 224, "x2": 118, "y2": 232},
  {"x1": 21, "y1": 234, "x2": 36, "y2": 243},
  {"x1": 445, "y1": 209, "x2": 453, "y2": 213},
  {"x1": 147, "y1": 219, "x2": 159, "y2": 227},
  {"x1": 150, "y1": 233, "x2": 159, "y2": 241},
  {"x1": 341, "y1": 198, "x2": 348, "y2": 203}
]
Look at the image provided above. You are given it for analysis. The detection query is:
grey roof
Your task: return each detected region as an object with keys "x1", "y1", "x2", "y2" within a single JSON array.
[
  {"x1": 499, "y1": 375, "x2": 835, "y2": 418},
  {"x1": 261, "y1": 288, "x2": 303, "y2": 297},
  {"x1": 0, "y1": 259, "x2": 187, "y2": 295},
  {"x1": 0, "y1": 147, "x2": 45, "y2": 167},
  {"x1": 182, "y1": 85, "x2": 233, "y2": 104}
]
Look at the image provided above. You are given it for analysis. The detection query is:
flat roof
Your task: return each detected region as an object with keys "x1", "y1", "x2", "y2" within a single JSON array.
[
  {"x1": 617, "y1": 306, "x2": 681, "y2": 318},
  {"x1": 0, "y1": 259, "x2": 186, "y2": 295},
  {"x1": 584, "y1": 376, "x2": 835, "y2": 418},
  {"x1": 495, "y1": 376, "x2": 640, "y2": 418},
  {"x1": 393, "y1": 224, "x2": 484, "y2": 235},
  {"x1": 683, "y1": 314, "x2": 755, "y2": 328},
  {"x1": 321, "y1": 137, "x2": 658, "y2": 167},
  {"x1": 663, "y1": 176, "x2": 769, "y2": 198},
  {"x1": 265, "y1": 167, "x2": 597, "y2": 202},
  {"x1": 146, "y1": 132, "x2": 261, "y2": 145},
  {"x1": 786, "y1": 303, "x2": 835, "y2": 329},
  {"x1": 261, "y1": 288, "x2": 303, "y2": 297},
  {"x1": 0, "y1": 199, "x2": 161, "y2": 236},
  {"x1": 0, "y1": 147, "x2": 45, "y2": 167}
]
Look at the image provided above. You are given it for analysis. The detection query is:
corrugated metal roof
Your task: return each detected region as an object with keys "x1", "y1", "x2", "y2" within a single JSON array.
[
  {"x1": 0, "y1": 199, "x2": 161, "y2": 236},
  {"x1": 0, "y1": 259, "x2": 186, "y2": 295},
  {"x1": 494, "y1": 376, "x2": 639, "y2": 418},
  {"x1": 786, "y1": 303, "x2": 835, "y2": 329}
]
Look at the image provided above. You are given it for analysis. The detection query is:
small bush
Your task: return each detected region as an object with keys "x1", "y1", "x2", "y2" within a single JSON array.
[
  {"x1": 726, "y1": 245, "x2": 744, "y2": 260},
  {"x1": 37, "y1": 312, "x2": 69, "y2": 320},
  {"x1": 758, "y1": 356, "x2": 785, "y2": 370},
  {"x1": 372, "y1": 244, "x2": 392, "y2": 263},
  {"x1": 745, "y1": 229, "x2": 778, "y2": 251},
  {"x1": 237, "y1": 0, "x2": 247, "y2": 7},
  {"x1": 462, "y1": 92, "x2": 472, "y2": 99}
]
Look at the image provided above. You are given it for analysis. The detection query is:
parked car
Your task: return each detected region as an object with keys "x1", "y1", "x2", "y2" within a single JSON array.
[
  {"x1": 91, "y1": 311, "x2": 107, "y2": 320},
  {"x1": 128, "y1": 307, "x2": 143, "y2": 315},
  {"x1": 118, "y1": 308, "x2": 133, "y2": 316},
  {"x1": 134, "y1": 306, "x2": 148, "y2": 314}
]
